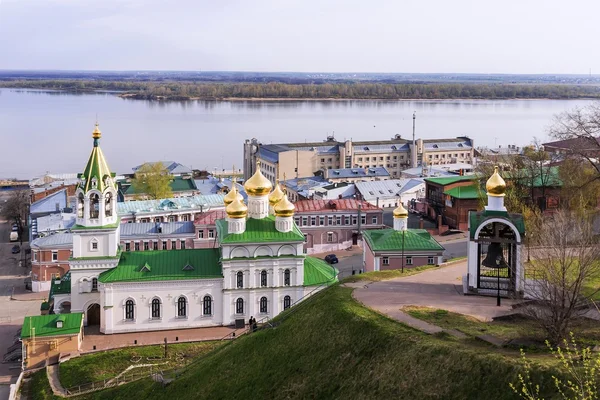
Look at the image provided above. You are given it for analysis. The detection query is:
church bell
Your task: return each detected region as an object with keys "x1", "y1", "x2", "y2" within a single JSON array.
[{"x1": 482, "y1": 242, "x2": 508, "y2": 268}]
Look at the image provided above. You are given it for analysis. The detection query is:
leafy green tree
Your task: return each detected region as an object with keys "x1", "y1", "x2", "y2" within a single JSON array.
[{"x1": 131, "y1": 163, "x2": 173, "y2": 200}]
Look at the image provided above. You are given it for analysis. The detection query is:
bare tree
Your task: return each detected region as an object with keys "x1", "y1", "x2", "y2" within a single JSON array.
[
  {"x1": 523, "y1": 210, "x2": 600, "y2": 344},
  {"x1": 1, "y1": 189, "x2": 30, "y2": 245}
]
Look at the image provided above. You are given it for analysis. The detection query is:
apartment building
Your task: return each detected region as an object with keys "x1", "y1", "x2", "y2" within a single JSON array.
[
  {"x1": 243, "y1": 135, "x2": 474, "y2": 184},
  {"x1": 30, "y1": 233, "x2": 73, "y2": 292}
]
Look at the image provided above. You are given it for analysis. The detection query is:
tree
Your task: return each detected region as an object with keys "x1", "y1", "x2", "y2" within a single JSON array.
[
  {"x1": 131, "y1": 162, "x2": 173, "y2": 200},
  {"x1": 1, "y1": 189, "x2": 30, "y2": 245},
  {"x1": 523, "y1": 210, "x2": 600, "y2": 344}
]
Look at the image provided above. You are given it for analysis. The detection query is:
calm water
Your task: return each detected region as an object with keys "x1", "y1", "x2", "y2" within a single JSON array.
[{"x1": 0, "y1": 89, "x2": 596, "y2": 179}]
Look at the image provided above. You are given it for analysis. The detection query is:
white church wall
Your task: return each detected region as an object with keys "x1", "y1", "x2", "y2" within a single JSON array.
[
  {"x1": 72, "y1": 230, "x2": 119, "y2": 258},
  {"x1": 221, "y1": 243, "x2": 304, "y2": 260}
]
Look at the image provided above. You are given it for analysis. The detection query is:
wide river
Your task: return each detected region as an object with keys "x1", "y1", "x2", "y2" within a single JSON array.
[{"x1": 0, "y1": 89, "x2": 597, "y2": 179}]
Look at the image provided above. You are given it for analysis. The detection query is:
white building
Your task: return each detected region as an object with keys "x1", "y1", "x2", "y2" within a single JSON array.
[{"x1": 51, "y1": 128, "x2": 337, "y2": 334}]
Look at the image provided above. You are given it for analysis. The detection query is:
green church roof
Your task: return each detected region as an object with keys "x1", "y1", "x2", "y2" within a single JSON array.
[
  {"x1": 99, "y1": 249, "x2": 222, "y2": 283},
  {"x1": 216, "y1": 216, "x2": 305, "y2": 244},
  {"x1": 21, "y1": 313, "x2": 83, "y2": 339},
  {"x1": 78, "y1": 130, "x2": 116, "y2": 193},
  {"x1": 424, "y1": 175, "x2": 476, "y2": 186},
  {"x1": 49, "y1": 271, "x2": 71, "y2": 303},
  {"x1": 468, "y1": 210, "x2": 525, "y2": 240},
  {"x1": 443, "y1": 184, "x2": 482, "y2": 200},
  {"x1": 362, "y1": 229, "x2": 445, "y2": 252},
  {"x1": 304, "y1": 257, "x2": 338, "y2": 286}
]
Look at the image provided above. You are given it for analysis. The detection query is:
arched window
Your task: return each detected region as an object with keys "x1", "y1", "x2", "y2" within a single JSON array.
[
  {"x1": 236, "y1": 271, "x2": 244, "y2": 288},
  {"x1": 91, "y1": 278, "x2": 98, "y2": 292},
  {"x1": 104, "y1": 192, "x2": 113, "y2": 217},
  {"x1": 77, "y1": 193, "x2": 84, "y2": 218},
  {"x1": 236, "y1": 298, "x2": 244, "y2": 314},
  {"x1": 89, "y1": 193, "x2": 100, "y2": 219},
  {"x1": 283, "y1": 295, "x2": 291, "y2": 310},
  {"x1": 260, "y1": 296, "x2": 268, "y2": 313},
  {"x1": 151, "y1": 298, "x2": 161, "y2": 319},
  {"x1": 203, "y1": 295, "x2": 212, "y2": 315},
  {"x1": 284, "y1": 269, "x2": 291, "y2": 286},
  {"x1": 125, "y1": 299, "x2": 135, "y2": 320},
  {"x1": 260, "y1": 270, "x2": 267, "y2": 287},
  {"x1": 177, "y1": 296, "x2": 187, "y2": 318}
]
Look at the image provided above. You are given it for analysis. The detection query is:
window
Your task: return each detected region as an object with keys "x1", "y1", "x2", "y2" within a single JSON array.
[
  {"x1": 237, "y1": 271, "x2": 244, "y2": 288},
  {"x1": 319, "y1": 216, "x2": 325, "y2": 226},
  {"x1": 379, "y1": 157, "x2": 383, "y2": 161},
  {"x1": 177, "y1": 296, "x2": 187, "y2": 318},
  {"x1": 386, "y1": 156, "x2": 390, "y2": 160},
  {"x1": 344, "y1": 216, "x2": 350, "y2": 225},
  {"x1": 144, "y1": 242, "x2": 149, "y2": 251},
  {"x1": 171, "y1": 240, "x2": 177, "y2": 250},
  {"x1": 153, "y1": 241, "x2": 158, "y2": 250},
  {"x1": 33, "y1": 251, "x2": 37, "y2": 262},
  {"x1": 358, "y1": 157, "x2": 363, "y2": 161},
  {"x1": 428, "y1": 256, "x2": 435, "y2": 265},
  {"x1": 406, "y1": 257, "x2": 413, "y2": 265},
  {"x1": 284, "y1": 269, "x2": 291, "y2": 286},
  {"x1": 393, "y1": 155, "x2": 397, "y2": 160},
  {"x1": 321, "y1": 158, "x2": 325, "y2": 163},
  {"x1": 302, "y1": 217, "x2": 308, "y2": 226},
  {"x1": 328, "y1": 158, "x2": 332, "y2": 162},
  {"x1": 283, "y1": 295, "x2": 291, "y2": 310},
  {"x1": 134, "y1": 242, "x2": 140, "y2": 251},
  {"x1": 125, "y1": 299, "x2": 135, "y2": 321},
  {"x1": 155, "y1": 217, "x2": 161, "y2": 222},
  {"x1": 182, "y1": 215, "x2": 189, "y2": 222},
  {"x1": 352, "y1": 216, "x2": 357, "y2": 225},
  {"x1": 162, "y1": 241, "x2": 167, "y2": 250},
  {"x1": 260, "y1": 297, "x2": 268, "y2": 313},
  {"x1": 198, "y1": 230, "x2": 204, "y2": 239},
  {"x1": 372, "y1": 216, "x2": 378, "y2": 224},
  {"x1": 104, "y1": 192, "x2": 113, "y2": 217},
  {"x1": 236, "y1": 298, "x2": 244, "y2": 314},
  {"x1": 125, "y1": 243, "x2": 130, "y2": 252},
  {"x1": 89, "y1": 193, "x2": 100, "y2": 219},
  {"x1": 361, "y1": 215, "x2": 366, "y2": 225},
  {"x1": 77, "y1": 193, "x2": 84, "y2": 218},
  {"x1": 336, "y1": 216, "x2": 342, "y2": 225},
  {"x1": 327, "y1": 232, "x2": 334, "y2": 243},
  {"x1": 151, "y1": 298, "x2": 161, "y2": 319},
  {"x1": 168, "y1": 216, "x2": 176, "y2": 222},
  {"x1": 311, "y1": 217, "x2": 316, "y2": 226},
  {"x1": 328, "y1": 216, "x2": 333, "y2": 225},
  {"x1": 294, "y1": 217, "x2": 300, "y2": 226},
  {"x1": 382, "y1": 257, "x2": 389, "y2": 265},
  {"x1": 92, "y1": 278, "x2": 98, "y2": 292},
  {"x1": 181, "y1": 240, "x2": 186, "y2": 250},
  {"x1": 260, "y1": 270, "x2": 267, "y2": 287},
  {"x1": 52, "y1": 252, "x2": 58, "y2": 262},
  {"x1": 203, "y1": 295, "x2": 212, "y2": 315},
  {"x1": 303, "y1": 234, "x2": 308, "y2": 243},
  {"x1": 208, "y1": 230, "x2": 215, "y2": 238}
]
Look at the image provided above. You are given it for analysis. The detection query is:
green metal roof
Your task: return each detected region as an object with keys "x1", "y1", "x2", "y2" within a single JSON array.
[
  {"x1": 78, "y1": 138, "x2": 116, "y2": 193},
  {"x1": 443, "y1": 184, "x2": 482, "y2": 200},
  {"x1": 99, "y1": 249, "x2": 222, "y2": 283},
  {"x1": 362, "y1": 229, "x2": 445, "y2": 252},
  {"x1": 21, "y1": 312, "x2": 83, "y2": 339},
  {"x1": 506, "y1": 166, "x2": 563, "y2": 188},
  {"x1": 469, "y1": 210, "x2": 525, "y2": 239},
  {"x1": 49, "y1": 272, "x2": 71, "y2": 302},
  {"x1": 216, "y1": 216, "x2": 305, "y2": 244},
  {"x1": 303, "y1": 257, "x2": 338, "y2": 286},
  {"x1": 71, "y1": 219, "x2": 121, "y2": 231},
  {"x1": 124, "y1": 176, "x2": 198, "y2": 195},
  {"x1": 424, "y1": 175, "x2": 476, "y2": 186}
]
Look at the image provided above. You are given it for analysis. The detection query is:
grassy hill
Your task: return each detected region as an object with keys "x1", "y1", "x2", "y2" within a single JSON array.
[{"x1": 77, "y1": 284, "x2": 560, "y2": 400}]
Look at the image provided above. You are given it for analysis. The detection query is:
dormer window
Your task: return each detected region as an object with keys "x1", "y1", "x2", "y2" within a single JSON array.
[
  {"x1": 91, "y1": 177, "x2": 97, "y2": 188},
  {"x1": 432, "y1": 144, "x2": 439, "y2": 149},
  {"x1": 183, "y1": 263, "x2": 195, "y2": 271},
  {"x1": 458, "y1": 143, "x2": 464, "y2": 147},
  {"x1": 56, "y1": 319, "x2": 64, "y2": 328},
  {"x1": 140, "y1": 263, "x2": 151, "y2": 272}
]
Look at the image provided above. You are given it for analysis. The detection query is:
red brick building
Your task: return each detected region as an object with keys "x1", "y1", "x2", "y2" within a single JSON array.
[
  {"x1": 194, "y1": 210, "x2": 227, "y2": 248},
  {"x1": 30, "y1": 233, "x2": 73, "y2": 292},
  {"x1": 424, "y1": 175, "x2": 479, "y2": 229}
]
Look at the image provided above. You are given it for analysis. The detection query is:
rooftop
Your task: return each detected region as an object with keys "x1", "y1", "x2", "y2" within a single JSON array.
[
  {"x1": 21, "y1": 312, "x2": 83, "y2": 339},
  {"x1": 424, "y1": 175, "x2": 476, "y2": 186},
  {"x1": 30, "y1": 232, "x2": 73, "y2": 249},
  {"x1": 362, "y1": 229, "x2": 445, "y2": 252},
  {"x1": 120, "y1": 221, "x2": 196, "y2": 237},
  {"x1": 216, "y1": 216, "x2": 305, "y2": 244},
  {"x1": 303, "y1": 257, "x2": 338, "y2": 286},
  {"x1": 355, "y1": 179, "x2": 425, "y2": 201},
  {"x1": 30, "y1": 189, "x2": 67, "y2": 215},
  {"x1": 325, "y1": 167, "x2": 390, "y2": 179},
  {"x1": 294, "y1": 199, "x2": 379, "y2": 213},
  {"x1": 117, "y1": 193, "x2": 226, "y2": 216},
  {"x1": 49, "y1": 271, "x2": 71, "y2": 302},
  {"x1": 443, "y1": 184, "x2": 481, "y2": 200},
  {"x1": 33, "y1": 213, "x2": 76, "y2": 237},
  {"x1": 99, "y1": 249, "x2": 222, "y2": 283},
  {"x1": 469, "y1": 210, "x2": 526, "y2": 240}
]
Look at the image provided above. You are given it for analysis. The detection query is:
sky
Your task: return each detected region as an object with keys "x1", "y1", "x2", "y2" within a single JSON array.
[{"x1": 0, "y1": 0, "x2": 598, "y2": 74}]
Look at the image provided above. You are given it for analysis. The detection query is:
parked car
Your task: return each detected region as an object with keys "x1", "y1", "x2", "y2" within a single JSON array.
[
  {"x1": 9, "y1": 231, "x2": 18, "y2": 242},
  {"x1": 11, "y1": 224, "x2": 18, "y2": 232},
  {"x1": 24, "y1": 277, "x2": 32, "y2": 291},
  {"x1": 11, "y1": 245, "x2": 20, "y2": 254},
  {"x1": 324, "y1": 254, "x2": 339, "y2": 264}
]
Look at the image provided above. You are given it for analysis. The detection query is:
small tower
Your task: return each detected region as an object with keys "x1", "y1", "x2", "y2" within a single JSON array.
[
  {"x1": 274, "y1": 192, "x2": 295, "y2": 233},
  {"x1": 485, "y1": 166, "x2": 507, "y2": 212},
  {"x1": 243, "y1": 161, "x2": 273, "y2": 219},
  {"x1": 226, "y1": 197, "x2": 248, "y2": 234},
  {"x1": 268, "y1": 180, "x2": 285, "y2": 216},
  {"x1": 393, "y1": 202, "x2": 408, "y2": 231}
]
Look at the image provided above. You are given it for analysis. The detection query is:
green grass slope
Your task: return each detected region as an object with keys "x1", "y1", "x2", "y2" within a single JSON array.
[{"x1": 85, "y1": 285, "x2": 558, "y2": 400}]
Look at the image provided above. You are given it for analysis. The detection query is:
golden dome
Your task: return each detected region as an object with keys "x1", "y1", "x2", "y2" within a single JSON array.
[
  {"x1": 393, "y1": 202, "x2": 408, "y2": 218},
  {"x1": 226, "y1": 197, "x2": 247, "y2": 219},
  {"x1": 486, "y1": 166, "x2": 506, "y2": 197},
  {"x1": 92, "y1": 123, "x2": 102, "y2": 140},
  {"x1": 224, "y1": 185, "x2": 243, "y2": 206},
  {"x1": 274, "y1": 194, "x2": 295, "y2": 217},
  {"x1": 244, "y1": 161, "x2": 273, "y2": 196},
  {"x1": 268, "y1": 182, "x2": 285, "y2": 206}
]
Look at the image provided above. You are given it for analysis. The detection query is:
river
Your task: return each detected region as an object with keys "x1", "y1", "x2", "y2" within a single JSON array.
[{"x1": 0, "y1": 89, "x2": 596, "y2": 179}]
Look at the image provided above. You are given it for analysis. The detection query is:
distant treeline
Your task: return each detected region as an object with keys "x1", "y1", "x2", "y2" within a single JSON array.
[{"x1": 2, "y1": 80, "x2": 600, "y2": 100}]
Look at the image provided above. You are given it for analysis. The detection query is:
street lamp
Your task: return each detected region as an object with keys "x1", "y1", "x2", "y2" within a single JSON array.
[{"x1": 401, "y1": 229, "x2": 405, "y2": 273}]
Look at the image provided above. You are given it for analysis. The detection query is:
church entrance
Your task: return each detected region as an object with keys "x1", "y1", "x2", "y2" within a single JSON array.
[
  {"x1": 475, "y1": 221, "x2": 518, "y2": 297},
  {"x1": 87, "y1": 303, "x2": 101, "y2": 326}
]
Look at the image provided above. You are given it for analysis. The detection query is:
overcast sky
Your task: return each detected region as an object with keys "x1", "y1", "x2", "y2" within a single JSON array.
[{"x1": 0, "y1": 0, "x2": 597, "y2": 74}]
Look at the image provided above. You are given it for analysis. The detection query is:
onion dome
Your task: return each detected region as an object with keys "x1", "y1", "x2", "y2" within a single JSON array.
[
  {"x1": 226, "y1": 197, "x2": 247, "y2": 219},
  {"x1": 244, "y1": 161, "x2": 272, "y2": 196},
  {"x1": 486, "y1": 166, "x2": 506, "y2": 197},
  {"x1": 224, "y1": 185, "x2": 243, "y2": 206},
  {"x1": 268, "y1": 182, "x2": 285, "y2": 206},
  {"x1": 92, "y1": 123, "x2": 102, "y2": 140},
  {"x1": 274, "y1": 194, "x2": 295, "y2": 217},
  {"x1": 393, "y1": 202, "x2": 408, "y2": 218}
]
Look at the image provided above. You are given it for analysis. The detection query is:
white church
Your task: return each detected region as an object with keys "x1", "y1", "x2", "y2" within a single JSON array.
[{"x1": 50, "y1": 125, "x2": 337, "y2": 334}]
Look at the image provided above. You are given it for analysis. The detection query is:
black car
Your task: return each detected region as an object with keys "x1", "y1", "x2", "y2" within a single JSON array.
[
  {"x1": 11, "y1": 245, "x2": 20, "y2": 254},
  {"x1": 11, "y1": 224, "x2": 18, "y2": 232},
  {"x1": 324, "y1": 254, "x2": 339, "y2": 264}
]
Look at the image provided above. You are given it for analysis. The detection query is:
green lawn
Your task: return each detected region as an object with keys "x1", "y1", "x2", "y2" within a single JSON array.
[
  {"x1": 342, "y1": 265, "x2": 439, "y2": 283},
  {"x1": 19, "y1": 370, "x2": 58, "y2": 400},
  {"x1": 79, "y1": 285, "x2": 563, "y2": 400},
  {"x1": 59, "y1": 341, "x2": 219, "y2": 389}
]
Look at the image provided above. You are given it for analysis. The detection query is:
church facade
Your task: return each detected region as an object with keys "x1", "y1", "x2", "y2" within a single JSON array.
[{"x1": 50, "y1": 125, "x2": 337, "y2": 334}]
